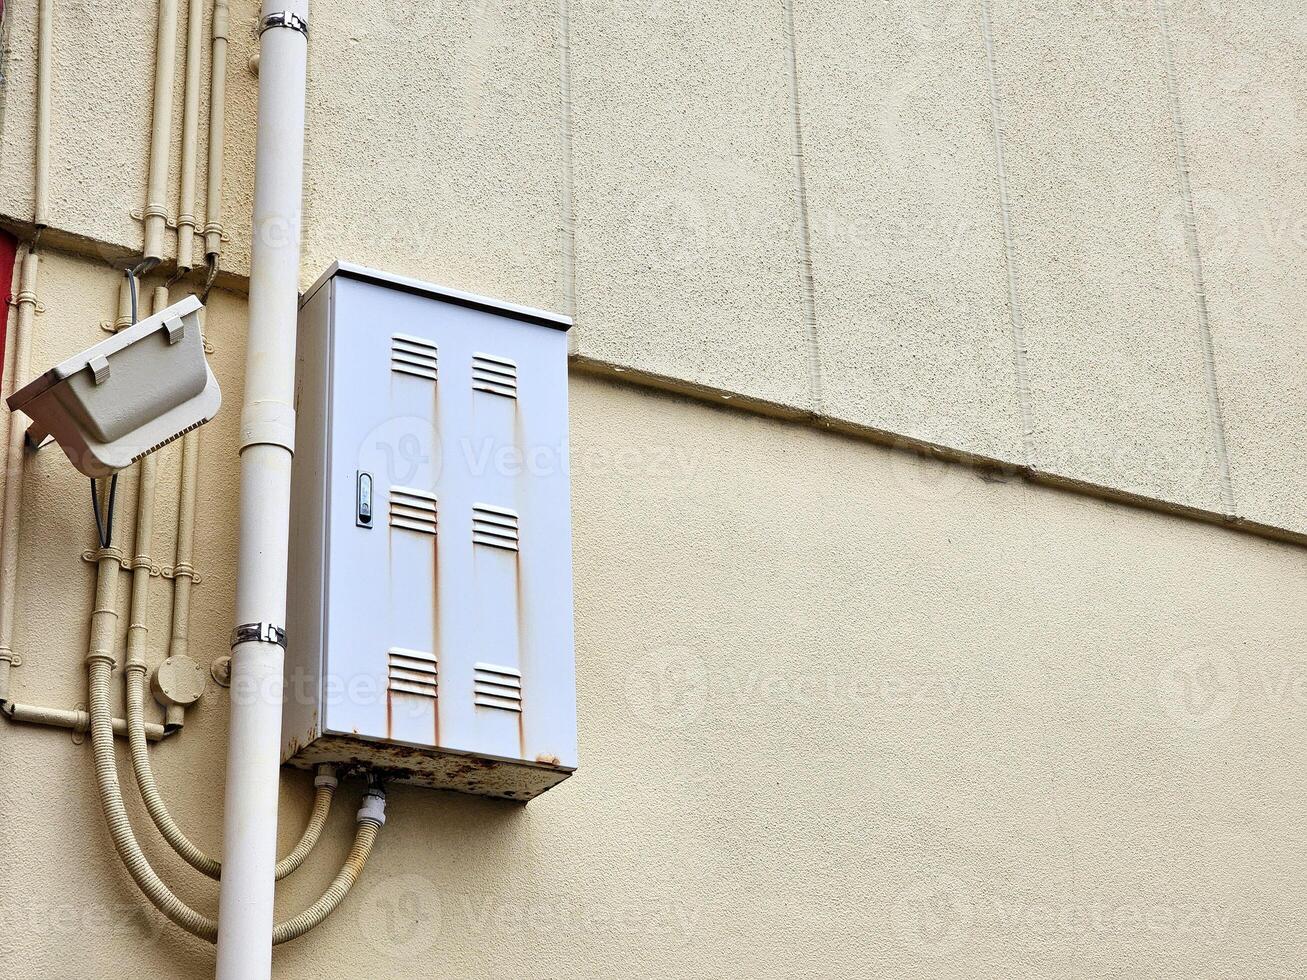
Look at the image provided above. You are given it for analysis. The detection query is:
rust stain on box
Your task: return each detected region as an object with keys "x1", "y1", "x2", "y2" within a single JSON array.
[{"x1": 285, "y1": 734, "x2": 572, "y2": 802}]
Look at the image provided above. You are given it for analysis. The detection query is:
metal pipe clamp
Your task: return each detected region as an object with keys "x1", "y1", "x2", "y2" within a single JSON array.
[
  {"x1": 260, "y1": 11, "x2": 308, "y2": 37},
  {"x1": 230, "y1": 622, "x2": 288, "y2": 648}
]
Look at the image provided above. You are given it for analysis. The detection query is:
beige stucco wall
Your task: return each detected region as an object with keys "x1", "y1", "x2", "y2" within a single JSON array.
[
  {"x1": 0, "y1": 1, "x2": 1304, "y2": 977},
  {"x1": 1, "y1": 250, "x2": 1305, "y2": 977},
  {"x1": 0, "y1": 0, "x2": 1304, "y2": 535}
]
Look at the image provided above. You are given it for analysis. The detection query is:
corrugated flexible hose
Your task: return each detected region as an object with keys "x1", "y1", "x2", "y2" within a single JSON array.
[
  {"x1": 124, "y1": 665, "x2": 336, "y2": 881},
  {"x1": 272, "y1": 816, "x2": 381, "y2": 945},
  {"x1": 88, "y1": 560, "x2": 385, "y2": 946},
  {"x1": 89, "y1": 658, "x2": 220, "y2": 941}
]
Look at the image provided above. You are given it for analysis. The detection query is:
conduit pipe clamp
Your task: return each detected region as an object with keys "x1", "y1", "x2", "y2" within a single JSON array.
[
  {"x1": 260, "y1": 11, "x2": 308, "y2": 37},
  {"x1": 230, "y1": 622, "x2": 287, "y2": 649},
  {"x1": 239, "y1": 400, "x2": 295, "y2": 454}
]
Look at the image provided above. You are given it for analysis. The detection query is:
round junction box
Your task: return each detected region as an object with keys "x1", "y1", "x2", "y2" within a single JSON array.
[{"x1": 151, "y1": 655, "x2": 207, "y2": 707}]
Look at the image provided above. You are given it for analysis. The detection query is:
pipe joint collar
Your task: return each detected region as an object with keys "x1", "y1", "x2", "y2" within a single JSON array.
[
  {"x1": 314, "y1": 765, "x2": 339, "y2": 789},
  {"x1": 239, "y1": 400, "x2": 296, "y2": 453},
  {"x1": 213, "y1": 0, "x2": 230, "y2": 38},
  {"x1": 230, "y1": 622, "x2": 287, "y2": 649},
  {"x1": 260, "y1": 11, "x2": 308, "y2": 37},
  {"x1": 357, "y1": 790, "x2": 386, "y2": 826}
]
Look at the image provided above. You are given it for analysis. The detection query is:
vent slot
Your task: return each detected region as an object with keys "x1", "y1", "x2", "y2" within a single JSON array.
[
  {"x1": 389, "y1": 487, "x2": 437, "y2": 535},
  {"x1": 472, "y1": 504, "x2": 518, "y2": 551},
  {"x1": 474, "y1": 662, "x2": 522, "y2": 712},
  {"x1": 472, "y1": 352, "x2": 517, "y2": 398},
  {"x1": 388, "y1": 647, "x2": 438, "y2": 699},
  {"x1": 130, "y1": 416, "x2": 208, "y2": 464},
  {"x1": 391, "y1": 334, "x2": 438, "y2": 381}
]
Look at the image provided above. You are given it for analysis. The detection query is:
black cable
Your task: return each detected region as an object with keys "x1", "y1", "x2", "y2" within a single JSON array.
[
  {"x1": 90, "y1": 479, "x2": 104, "y2": 545},
  {"x1": 125, "y1": 268, "x2": 138, "y2": 325},
  {"x1": 90, "y1": 474, "x2": 119, "y2": 550},
  {"x1": 95, "y1": 266, "x2": 138, "y2": 548},
  {"x1": 94, "y1": 262, "x2": 148, "y2": 546},
  {"x1": 90, "y1": 261, "x2": 153, "y2": 546},
  {"x1": 200, "y1": 253, "x2": 218, "y2": 303}
]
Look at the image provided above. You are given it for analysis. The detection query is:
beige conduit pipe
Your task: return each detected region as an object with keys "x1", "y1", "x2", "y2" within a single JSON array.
[
  {"x1": 203, "y1": 0, "x2": 229, "y2": 262},
  {"x1": 1, "y1": 333, "x2": 158, "y2": 744},
  {"x1": 0, "y1": 248, "x2": 38, "y2": 696},
  {"x1": 120, "y1": 288, "x2": 338, "y2": 880},
  {"x1": 124, "y1": 452, "x2": 158, "y2": 684},
  {"x1": 168, "y1": 302, "x2": 201, "y2": 669},
  {"x1": 0, "y1": 0, "x2": 52, "y2": 701},
  {"x1": 81, "y1": 284, "x2": 216, "y2": 937},
  {"x1": 87, "y1": 551, "x2": 219, "y2": 940},
  {"x1": 4, "y1": 701, "x2": 165, "y2": 740},
  {"x1": 272, "y1": 806, "x2": 383, "y2": 945},
  {"x1": 176, "y1": 0, "x2": 204, "y2": 270},
  {"x1": 91, "y1": 561, "x2": 385, "y2": 944},
  {"x1": 2, "y1": 281, "x2": 162, "y2": 739},
  {"x1": 0, "y1": 0, "x2": 52, "y2": 677},
  {"x1": 90, "y1": 368, "x2": 376, "y2": 935},
  {"x1": 143, "y1": 0, "x2": 180, "y2": 262},
  {"x1": 33, "y1": 0, "x2": 52, "y2": 228},
  {"x1": 125, "y1": 670, "x2": 338, "y2": 880}
]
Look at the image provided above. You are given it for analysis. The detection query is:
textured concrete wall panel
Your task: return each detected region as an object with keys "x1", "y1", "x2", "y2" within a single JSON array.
[
  {"x1": 1161, "y1": 1, "x2": 1307, "y2": 532},
  {"x1": 794, "y1": 0, "x2": 1022, "y2": 462}
]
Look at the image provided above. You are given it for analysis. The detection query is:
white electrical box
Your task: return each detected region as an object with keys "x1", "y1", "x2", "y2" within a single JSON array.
[{"x1": 284, "y1": 262, "x2": 576, "y2": 801}]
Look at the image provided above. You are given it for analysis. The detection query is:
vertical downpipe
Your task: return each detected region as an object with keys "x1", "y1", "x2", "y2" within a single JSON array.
[
  {"x1": 0, "y1": 247, "x2": 36, "y2": 699},
  {"x1": 0, "y1": 231, "x2": 16, "y2": 396},
  {"x1": 203, "y1": 0, "x2": 230, "y2": 261},
  {"x1": 214, "y1": 3, "x2": 309, "y2": 979},
  {"x1": 33, "y1": 0, "x2": 51, "y2": 229},
  {"x1": 175, "y1": 0, "x2": 205, "y2": 270},
  {"x1": 0, "y1": 0, "x2": 50, "y2": 698},
  {"x1": 144, "y1": 0, "x2": 179, "y2": 262}
]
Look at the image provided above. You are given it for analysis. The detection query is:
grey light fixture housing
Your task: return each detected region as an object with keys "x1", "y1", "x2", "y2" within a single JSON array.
[{"x1": 6, "y1": 294, "x2": 221, "y2": 477}]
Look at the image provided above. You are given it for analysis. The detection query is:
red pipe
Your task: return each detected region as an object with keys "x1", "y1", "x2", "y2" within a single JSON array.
[{"x1": 0, "y1": 230, "x2": 18, "y2": 395}]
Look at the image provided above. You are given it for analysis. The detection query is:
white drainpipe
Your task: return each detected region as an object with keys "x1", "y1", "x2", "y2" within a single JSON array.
[{"x1": 215, "y1": 3, "x2": 310, "y2": 978}]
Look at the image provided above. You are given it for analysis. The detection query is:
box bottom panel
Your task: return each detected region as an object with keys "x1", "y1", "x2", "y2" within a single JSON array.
[{"x1": 285, "y1": 733, "x2": 573, "y2": 801}]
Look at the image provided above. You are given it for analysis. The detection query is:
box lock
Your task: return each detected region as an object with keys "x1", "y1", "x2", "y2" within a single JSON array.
[{"x1": 357, "y1": 471, "x2": 374, "y2": 527}]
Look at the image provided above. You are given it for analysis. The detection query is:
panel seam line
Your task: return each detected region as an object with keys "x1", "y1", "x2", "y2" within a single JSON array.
[
  {"x1": 782, "y1": 0, "x2": 824, "y2": 415},
  {"x1": 1154, "y1": 0, "x2": 1237, "y2": 518},
  {"x1": 558, "y1": 0, "x2": 577, "y2": 326},
  {"x1": 980, "y1": 0, "x2": 1036, "y2": 470}
]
